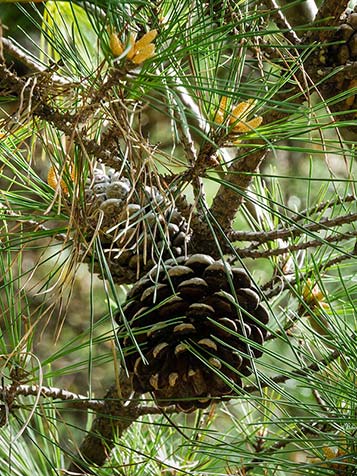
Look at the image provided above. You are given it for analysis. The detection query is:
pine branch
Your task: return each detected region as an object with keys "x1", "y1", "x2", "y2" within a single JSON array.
[
  {"x1": 0, "y1": 61, "x2": 123, "y2": 168},
  {"x1": 0, "y1": 379, "x2": 180, "y2": 473},
  {"x1": 264, "y1": 0, "x2": 302, "y2": 45},
  {"x1": 67, "y1": 374, "x2": 141, "y2": 474},
  {"x1": 189, "y1": 40, "x2": 322, "y2": 246},
  {"x1": 244, "y1": 348, "x2": 341, "y2": 394},
  {"x1": 1, "y1": 4, "x2": 357, "y2": 474},
  {"x1": 1, "y1": 37, "x2": 70, "y2": 86},
  {"x1": 0, "y1": 384, "x2": 104, "y2": 412},
  {"x1": 0, "y1": 382, "x2": 175, "y2": 416},
  {"x1": 237, "y1": 229, "x2": 357, "y2": 259},
  {"x1": 229, "y1": 211, "x2": 357, "y2": 244}
]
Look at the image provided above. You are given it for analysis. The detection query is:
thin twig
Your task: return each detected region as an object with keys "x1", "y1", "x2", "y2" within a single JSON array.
[
  {"x1": 243, "y1": 420, "x2": 326, "y2": 474},
  {"x1": 262, "y1": 244, "x2": 356, "y2": 300},
  {"x1": 237, "y1": 229, "x2": 357, "y2": 259},
  {"x1": 312, "y1": 388, "x2": 334, "y2": 416},
  {"x1": 264, "y1": 0, "x2": 302, "y2": 45},
  {"x1": 290, "y1": 194, "x2": 356, "y2": 223},
  {"x1": 1, "y1": 37, "x2": 71, "y2": 86},
  {"x1": 229, "y1": 211, "x2": 357, "y2": 244},
  {"x1": 0, "y1": 384, "x2": 104, "y2": 412},
  {"x1": 0, "y1": 205, "x2": 68, "y2": 243},
  {"x1": 321, "y1": 250, "x2": 357, "y2": 271},
  {"x1": 244, "y1": 348, "x2": 341, "y2": 393}
]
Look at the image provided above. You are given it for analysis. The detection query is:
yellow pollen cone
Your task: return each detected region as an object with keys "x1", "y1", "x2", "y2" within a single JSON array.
[
  {"x1": 232, "y1": 115, "x2": 263, "y2": 133},
  {"x1": 230, "y1": 100, "x2": 253, "y2": 123},
  {"x1": 109, "y1": 33, "x2": 124, "y2": 57},
  {"x1": 134, "y1": 29, "x2": 157, "y2": 50},
  {"x1": 131, "y1": 44, "x2": 156, "y2": 64},
  {"x1": 214, "y1": 96, "x2": 228, "y2": 124}
]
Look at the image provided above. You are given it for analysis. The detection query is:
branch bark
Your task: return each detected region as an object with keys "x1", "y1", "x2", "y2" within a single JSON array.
[
  {"x1": 244, "y1": 348, "x2": 341, "y2": 393},
  {"x1": 237, "y1": 229, "x2": 357, "y2": 259},
  {"x1": 229, "y1": 210, "x2": 357, "y2": 244},
  {"x1": 190, "y1": 0, "x2": 353, "y2": 249},
  {"x1": 210, "y1": 146, "x2": 267, "y2": 232},
  {"x1": 67, "y1": 373, "x2": 139, "y2": 474},
  {"x1": 0, "y1": 384, "x2": 104, "y2": 412}
]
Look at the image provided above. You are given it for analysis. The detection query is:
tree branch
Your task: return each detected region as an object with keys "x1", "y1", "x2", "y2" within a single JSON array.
[
  {"x1": 229, "y1": 211, "x2": 357, "y2": 244},
  {"x1": 209, "y1": 147, "x2": 267, "y2": 231},
  {"x1": 264, "y1": 0, "x2": 302, "y2": 45},
  {"x1": 2, "y1": 37, "x2": 70, "y2": 86},
  {"x1": 0, "y1": 382, "x2": 176, "y2": 416},
  {"x1": 289, "y1": 194, "x2": 356, "y2": 223},
  {"x1": 0, "y1": 61, "x2": 123, "y2": 168},
  {"x1": 237, "y1": 229, "x2": 357, "y2": 259},
  {"x1": 244, "y1": 348, "x2": 341, "y2": 393},
  {"x1": 0, "y1": 378, "x2": 178, "y2": 474},
  {"x1": 0, "y1": 384, "x2": 104, "y2": 412},
  {"x1": 67, "y1": 374, "x2": 140, "y2": 474}
]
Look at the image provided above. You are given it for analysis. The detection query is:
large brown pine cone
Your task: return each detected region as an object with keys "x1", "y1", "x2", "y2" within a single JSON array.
[
  {"x1": 84, "y1": 168, "x2": 190, "y2": 285},
  {"x1": 116, "y1": 254, "x2": 269, "y2": 412}
]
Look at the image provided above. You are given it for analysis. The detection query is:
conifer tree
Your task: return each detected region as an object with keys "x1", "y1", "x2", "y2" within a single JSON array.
[{"x1": 1, "y1": 1, "x2": 357, "y2": 474}]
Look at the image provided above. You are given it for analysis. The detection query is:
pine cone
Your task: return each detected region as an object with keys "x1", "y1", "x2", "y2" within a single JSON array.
[
  {"x1": 116, "y1": 254, "x2": 269, "y2": 412},
  {"x1": 84, "y1": 168, "x2": 190, "y2": 284}
]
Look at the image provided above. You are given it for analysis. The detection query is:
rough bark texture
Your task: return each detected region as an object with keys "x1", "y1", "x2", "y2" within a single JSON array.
[
  {"x1": 67, "y1": 373, "x2": 139, "y2": 474},
  {"x1": 192, "y1": 0, "x2": 352, "y2": 246}
]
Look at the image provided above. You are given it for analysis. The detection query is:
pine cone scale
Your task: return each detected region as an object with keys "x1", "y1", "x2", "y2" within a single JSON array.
[
  {"x1": 84, "y1": 168, "x2": 191, "y2": 284},
  {"x1": 117, "y1": 254, "x2": 269, "y2": 411}
]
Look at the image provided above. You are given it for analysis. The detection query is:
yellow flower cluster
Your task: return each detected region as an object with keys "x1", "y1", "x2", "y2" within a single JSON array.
[
  {"x1": 47, "y1": 165, "x2": 75, "y2": 196},
  {"x1": 302, "y1": 279, "x2": 330, "y2": 312},
  {"x1": 310, "y1": 444, "x2": 352, "y2": 473},
  {"x1": 110, "y1": 29, "x2": 157, "y2": 65},
  {"x1": 301, "y1": 278, "x2": 331, "y2": 336},
  {"x1": 214, "y1": 97, "x2": 263, "y2": 134}
]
